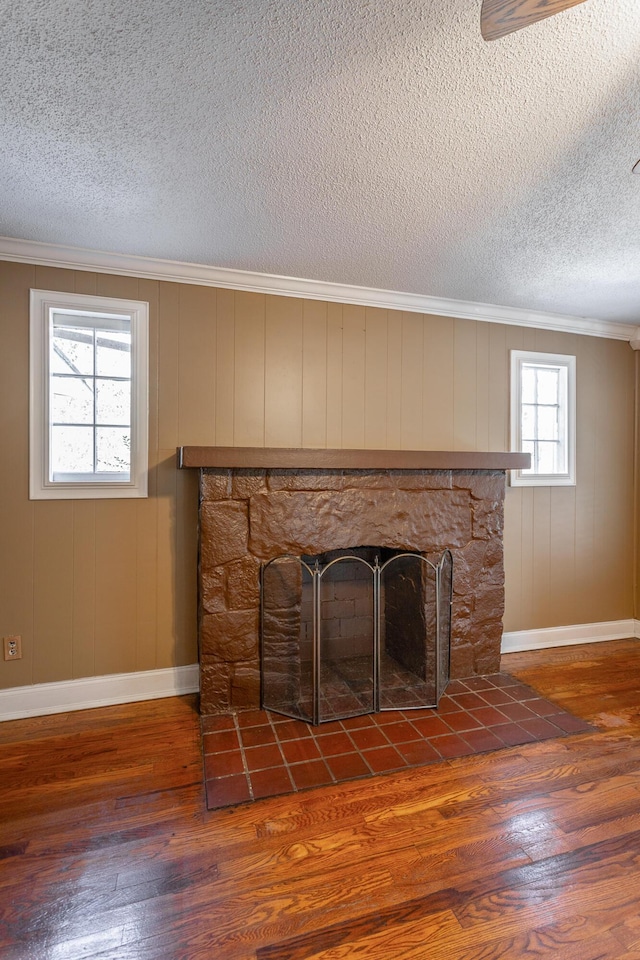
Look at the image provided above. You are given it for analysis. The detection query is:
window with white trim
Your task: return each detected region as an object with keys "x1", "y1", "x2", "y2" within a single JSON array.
[
  {"x1": 30, "y1": 290, "x2": 149, "y2": 499},
  {"x1": 510, "y1": 350, "x2": 576, "y2": 486}
]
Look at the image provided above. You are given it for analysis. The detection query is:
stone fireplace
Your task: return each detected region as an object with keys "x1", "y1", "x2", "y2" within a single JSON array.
[{"x1": 178, "y1": 447, "x2": 528, "y2": 716}]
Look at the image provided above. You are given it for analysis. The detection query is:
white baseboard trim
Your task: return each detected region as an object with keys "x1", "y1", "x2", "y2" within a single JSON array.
[
  {"x1": 0, "y1": 664, "x2": 199, "y2": 723},
  {"x1": 501, "y1": 620, "x2": 640, "y2": 654},
  {"x1": 4, "y1": 622, "x2": 640, "y2": 720}
]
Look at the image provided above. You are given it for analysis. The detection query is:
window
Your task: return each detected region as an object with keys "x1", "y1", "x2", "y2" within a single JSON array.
[
  {"x1": 510, "y1": 350, "x2": 575, "y2": 486},
  {"x1": 30, "y1": 289, "x2": 149, "y2": 499}
]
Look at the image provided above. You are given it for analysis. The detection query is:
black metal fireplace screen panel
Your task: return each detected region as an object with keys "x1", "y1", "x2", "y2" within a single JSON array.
[{"x1": 260, "y1": 547, "x2": 453, "y2": 725}]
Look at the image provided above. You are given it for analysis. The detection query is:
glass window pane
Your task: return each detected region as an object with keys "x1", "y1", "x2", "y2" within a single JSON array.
[
  {"x1": 522, "y1": 440, "x2": 535, "y2": 473},
  {"x1": 51, "y1": 324, "x2": 94, "y2": 375},
  {"x1": 537, "y1": 441, "x2": 559, "y2": 474},
  {"x1": 51, "y1": 426, "x2": 94, "y2": 474},
  {"x1": 96, "y1": 378, "x2": 130, "y2": 426},
  {"x1": 521, "y1": 405, "x2": 536, "y2": 440},
  {"x1": 521, "y1": 366, "x2": 536, "y2": 403},
  {"x1": 96, "y1": 330, "x2": 131, "y2": 377},
  {"x1": 537, "y1": 368, "x2": 559, "y2": 404},
  {"x1": 537, "y1": 406, "x2": 558, "y2": 441},
  {"x1": 96, "y1": 428, "x2": 131, "y2": 474},
  {"x1": 51, "y1": 376, "x2": 94, "y2": 424}
]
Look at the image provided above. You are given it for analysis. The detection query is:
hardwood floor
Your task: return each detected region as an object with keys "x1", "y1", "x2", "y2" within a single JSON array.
[{"x1": 1, "y1": 639, "x2": 640, "y2": 959}]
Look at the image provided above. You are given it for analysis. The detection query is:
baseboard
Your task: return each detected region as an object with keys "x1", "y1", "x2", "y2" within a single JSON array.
[
  {"x1": 501, "y1": 620, "x2": 640, "y2": 655},
  {"x1": 0, "y1": 664, "x2": 200, "y2": 723},
  {"x1": 4, "y1": 623, "x2": 639, "y2": 720}
]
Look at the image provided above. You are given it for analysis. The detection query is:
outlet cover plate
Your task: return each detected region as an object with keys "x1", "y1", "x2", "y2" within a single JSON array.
[{"x1": 3, "y1": 636, "x2": 22, "y2": 661}]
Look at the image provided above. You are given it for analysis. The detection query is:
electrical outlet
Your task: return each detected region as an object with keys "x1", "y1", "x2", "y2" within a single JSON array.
[{"x1": 3, "y1": 636, "x2": 22, "y2": 661}]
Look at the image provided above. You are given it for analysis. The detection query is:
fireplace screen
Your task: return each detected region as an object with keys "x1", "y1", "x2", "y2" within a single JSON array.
[{"x1": 260, "y1": 547, "x2": 453, "y2": 724}]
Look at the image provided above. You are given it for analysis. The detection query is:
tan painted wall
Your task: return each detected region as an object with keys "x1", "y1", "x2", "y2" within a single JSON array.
[
  {"x1": 0, "y1": 260, "x2": 636, "y2": 690},
  {"x1": 635, "y1": 352, "x2": 640, "y2": 619}
]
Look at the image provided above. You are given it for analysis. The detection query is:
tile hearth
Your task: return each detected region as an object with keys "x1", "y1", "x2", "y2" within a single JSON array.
[{"x1": 202, "y1": 673, "x2": 592, "y2": 810}]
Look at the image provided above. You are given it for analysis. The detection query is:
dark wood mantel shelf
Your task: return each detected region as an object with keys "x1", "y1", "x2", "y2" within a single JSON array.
[{"x1": 178, "y1": 446, "x2": 530, "y2": 471}]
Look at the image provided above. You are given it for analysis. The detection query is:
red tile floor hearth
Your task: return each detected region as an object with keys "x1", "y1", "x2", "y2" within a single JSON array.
[{"x1": 202, "y1": 673, "x2": 593, "y2": 810}]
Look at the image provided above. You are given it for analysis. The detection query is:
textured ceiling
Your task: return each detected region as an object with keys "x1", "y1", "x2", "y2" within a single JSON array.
[{"x1": 1, "y1": 0, "x2": 640, "y2": 323}]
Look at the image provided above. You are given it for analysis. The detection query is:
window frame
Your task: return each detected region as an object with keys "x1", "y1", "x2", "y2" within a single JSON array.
[
  {"x1": 30, "y1": 289, "x2": 149, "y2": 500},
  {"x1": 510, "y1": 349, "x2": 576, "y2": 487}
]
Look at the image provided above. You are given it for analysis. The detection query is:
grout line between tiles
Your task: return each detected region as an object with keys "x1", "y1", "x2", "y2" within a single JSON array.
[{"x1": 232, "y1": 712, "x2": 254, "y2": 801}]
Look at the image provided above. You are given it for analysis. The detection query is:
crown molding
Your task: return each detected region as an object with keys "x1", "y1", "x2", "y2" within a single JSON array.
[{"x1": 2, "y1": 235, "x2": 639, "y2": 344}]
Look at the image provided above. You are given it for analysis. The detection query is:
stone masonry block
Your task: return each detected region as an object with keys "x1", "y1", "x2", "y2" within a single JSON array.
[
  {"x1": 201, "y1": 610, "x2": 259, "y2": 661},
  {"x1": 232, "y1": 469, "x2": 267, "y2": 499},
  {"x1": 472, "y1": 630, "x2": 503, "y2": 675},
  {"x1": 231, "y1": 663, "x2": 261, "y2": 709},
  {"x1": 225, "y1": 556, "x2": 261, "y2": 611},
  {"x1": 201, "y1": 565, "x2": 227, "y2": 614},
  {"x1": 201, "y1": 470, "x2": 232, "y2": 501},
  {"x1": 453, "y1": 541, "x2": 488, "y2": 597},
  {"x1": 201, "y1": 500, "x2": 249, "y2": 567},
  {"x1": 453, "y1": 471, "x2": 505, "y2": 501},
  {"x1": 261, "y1": 560, "x2": 303, "y2": 609},
  {"x1": 267, "y1": 470, "x2": 347, "y2": 491},
  {"x1": 473, "y1": 585, "x2": 505, "y2": 624},
  {"x1": 472, "y1": 500, "x2": 503, "y2": 540},
  {"x1": 200, "y1": 658, "x2": 232, "y2": 713},
  {"x1": 249, "y1": 488, "x2": 472, "y2": 558},
  {"x1": 263, "y1": 606, "x2": 302, "y2": 641},
  {"x1": 450, "y1": 642, "x2": 475, "y2": 679}
]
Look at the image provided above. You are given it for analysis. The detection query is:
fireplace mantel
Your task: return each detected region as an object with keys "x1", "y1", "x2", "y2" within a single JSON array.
[{"x1": 178, "y1": 446, "x2": 529, "y2": 471}]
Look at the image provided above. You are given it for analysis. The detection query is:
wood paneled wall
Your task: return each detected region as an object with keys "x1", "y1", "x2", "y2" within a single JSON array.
[
  {"x1": 635, "y1": 352, "x2": 640, "y2": 619},
  {"x1": 0, "y1": 260, "x2": 636, "y2": 690}
]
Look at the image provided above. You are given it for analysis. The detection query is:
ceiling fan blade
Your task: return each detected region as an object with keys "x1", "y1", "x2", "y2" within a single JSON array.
[{"x1": 481, "y1": 0, "x2": 589, "y2": 41}]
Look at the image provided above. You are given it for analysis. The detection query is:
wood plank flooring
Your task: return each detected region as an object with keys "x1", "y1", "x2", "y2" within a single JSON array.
[{"x1": 1, "y1": 638, "x2": 640, "y2": 959}]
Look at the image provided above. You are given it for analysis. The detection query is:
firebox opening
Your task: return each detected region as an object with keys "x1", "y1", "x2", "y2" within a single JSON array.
[{"x1": 261, "y1": 546, "x2": 452, "y2": 725}]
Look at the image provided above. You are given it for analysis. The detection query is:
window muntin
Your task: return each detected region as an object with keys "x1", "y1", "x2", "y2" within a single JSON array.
[
  {"x1": 30, "y1": 291, "x2": 149, "y2": 500},
  {"x1": 510, "y1": 350, "x2": 575, "y2": 486},
  {"x1": 50, "y1": 312, "x2": 132, "y2": 481}
]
